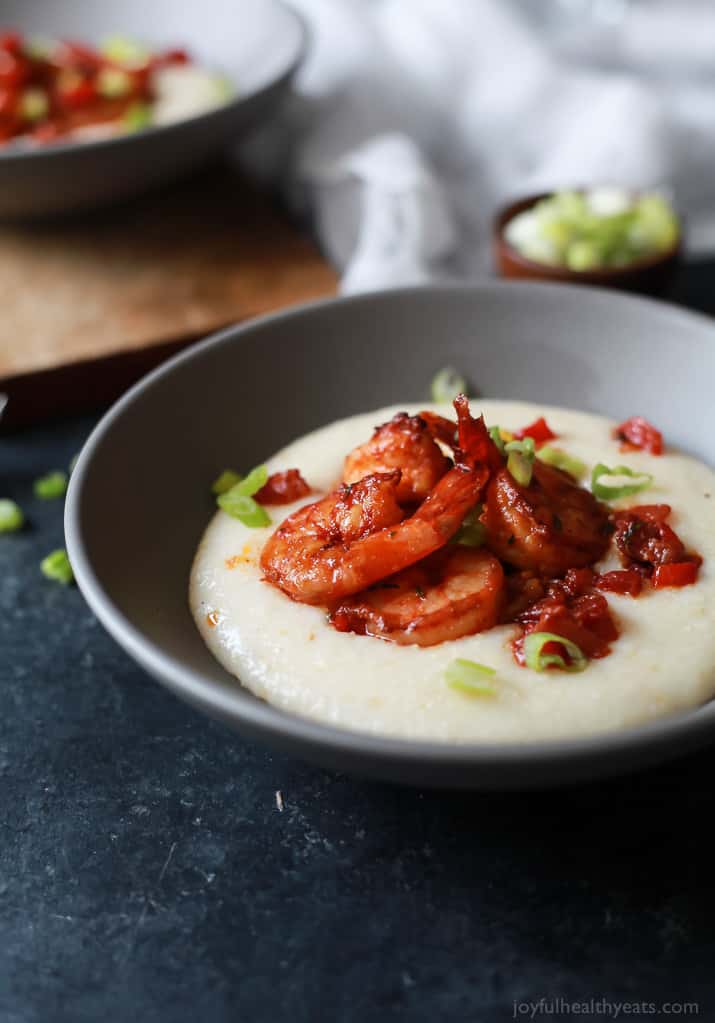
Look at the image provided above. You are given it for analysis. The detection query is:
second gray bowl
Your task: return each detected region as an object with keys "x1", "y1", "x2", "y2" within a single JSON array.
[{"x1": 0, "y1": 0, "x2": 305, "y2": 217}]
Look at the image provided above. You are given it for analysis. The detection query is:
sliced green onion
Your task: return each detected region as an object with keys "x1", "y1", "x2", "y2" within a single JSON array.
[
  {"x1": 453, "y1": 507, "x2": 486, "y2": 547},
  {"x1": 97, "y1": 67, "x2": 133, "y2": 99},
  {"x1": 217, "y1": 492, "x2": 271, "y2": 528},
  {"x1": 507, "y1": 451, "x2": 533, "y2": 486},
  {"x1": 446, "y1": 658, "x2": 497, "y2": 697},
  {"x1": 213, "y1": 75, "x2": 234, "y2": 102},
  {"x1": 100, "y1": 35, "x2": 151, "y2": 68},
  {"x1": 505, "y1": 437, "x2": 535, "y2": 457},
  {"x1": 233, "y1": 465, "x2": 269, "y2": 498},
  {"x1": 489, "y1": 426, "x2": 506, "y2": 455},
  {"x1": 591, "y1": 463, "x2": 653, "y2": 501},
  {"x1": 431, "y1": 366, "x2": 467, "y2": 403},
  {"x1": 524, "y1": 632, "x2": 588, "y2": 673},
  {"x1": 633, "y1": 194, "x2": 679, "y2": 252},
  {"x1": 122, "y1": 102, "x2": 152, "y2": 132},
  {"x1": 33, "y1": 471, "x2": 68, "y2": 500},
  {"x1": 211, "y1": 470, "x2": 242, "y2": 496},
  {"x1": 565, "y1": 239, "x2": 601, "y2": 271},
  {"x1": 19, "y1": 87, "x2": 49, "y2": 122},
  {"x1": 0, "y1": 499, "x2": 24, "y2": 533},
  {"x1": 41, "y1": 548, "x2": 74, "y2": 585},
  {"x1": 505, "y1": 437, "x2": 535, "y2": 486},
  {"x1": 536, "y1": 445, "x2": 587, "y2": 481},
  {"x1": 505, "y1": 189, "x2": 679, "y2": 271},
  {"x1": 216, "y1": 465, "x2": 270, "y2": 526}
]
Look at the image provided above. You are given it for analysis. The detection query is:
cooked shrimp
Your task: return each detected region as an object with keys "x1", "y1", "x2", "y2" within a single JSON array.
[
  {"x1": 417, "y1": 411, "x2": 459, "y2": 449},
  {"x1": 420, "y1": 397, "x2": 504, "y2": 471},
  {"x1": 330, "y1": 546, "x2": 504, "y2": 647},
  {"x1": 343, "y1": 412, "x2": 451, "y2": 505},
  {"x1": 342, "y1": 397, "x2": 501, "y2": 509},
  {"x1": 482, "y1": 460, "x2": 611, "y2": 576},
  {"x1": 260, "y1": 464, "x2": 484, "y2": 605}
]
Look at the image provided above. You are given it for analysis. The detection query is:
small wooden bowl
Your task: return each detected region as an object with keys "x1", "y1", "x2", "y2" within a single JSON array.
[{"x1": 494, "y1": 192, "x2": 682, "y2": 297}]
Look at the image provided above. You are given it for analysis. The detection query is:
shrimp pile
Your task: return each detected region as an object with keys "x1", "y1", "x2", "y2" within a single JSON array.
[{"x1": 259, "y1": 395, "x2": 621, "y2": 652}]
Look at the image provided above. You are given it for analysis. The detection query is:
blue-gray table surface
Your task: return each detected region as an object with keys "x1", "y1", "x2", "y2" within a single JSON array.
[{"x1": 2, "y1": 269, "x2": 715, "y2": 1023}]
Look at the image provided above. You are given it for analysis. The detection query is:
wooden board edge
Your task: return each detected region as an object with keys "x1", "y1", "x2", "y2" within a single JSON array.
[{"x1": 0, "y1": 332, "x2": 211, "y2": 430}]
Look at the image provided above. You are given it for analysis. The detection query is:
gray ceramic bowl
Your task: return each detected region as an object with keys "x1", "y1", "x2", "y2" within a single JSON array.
[
  {"x1": 0, "y1": 0, "x2": 305, "y2": 217},
  {"x1": 65, "y1": 283, "x2": 715, "y2": 789}
]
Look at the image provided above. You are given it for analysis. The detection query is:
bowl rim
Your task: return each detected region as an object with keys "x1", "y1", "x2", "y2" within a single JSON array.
[
  {"x1": 494, "y1": 190, "x2": 682, "y2": 281},
  {"x1": 0, "y1": 0, "x2": 307, "y2": 165},
  {"x1": 65, "y1": 281, "x2": 715, "y2": 772}
]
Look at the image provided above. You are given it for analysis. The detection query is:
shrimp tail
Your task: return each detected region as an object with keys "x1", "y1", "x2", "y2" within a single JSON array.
[{"x1": 453, "y1": 393, "x2": 504, "y2": 471}]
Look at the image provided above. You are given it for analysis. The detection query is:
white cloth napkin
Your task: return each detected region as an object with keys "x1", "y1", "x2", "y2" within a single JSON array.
[{"x1": 241, "y1": 0, "x2": 715, "y2": 293}]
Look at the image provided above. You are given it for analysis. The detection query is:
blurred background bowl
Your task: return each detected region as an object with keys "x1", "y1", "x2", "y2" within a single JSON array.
[
  {"x1": 494, "y1": 192, "x2": 682, "y2": 297},
  {"x1": 0, "y1": 0, "x2": 306, "y2": 218}
]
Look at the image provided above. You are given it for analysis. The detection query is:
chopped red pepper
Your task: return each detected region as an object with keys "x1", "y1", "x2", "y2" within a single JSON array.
[
  {"x1": 54, "y1": 40, "x2": 104, "y2": 71},
  {"x1": 513, "y1": 585, "x2": 618, "y2": 666},
  {"x1": 0, "y1": 48, "x2": 29, "y2": 87},
  {"x1": 552, "y1": 567, "x2": 594, "y2": 599},
  {"x1": 617, "y1": 503, "x2": 670, "y2": 524},
  {"x1": 0, "y1": 87, "x2": 17, "y2": 116},
  {"x1": 614, "y1": 416, "x2": 663, "y2": 456},
  {"x1": 613, "y1": 504, "x2": 686, "y2": 571},
  {"x1": 155, "y1": 48, "x2": 190, "y2": 67},
  {"x1": 57, "y1": 77, "x2": 97, "y2": 109},
  {"x1": 513, "y1": 416, "x2": 557, "y2": 446},
  {"x1": 594, "y1": 569, "x2": 643, "y2": 597},
  {"x1": 31, "y1": 121, "x2": 61, "y2": 142},
  {"x1": 652, "y1": 561, "x2": 701, "y2": 589},
  {"x1": 612, "y1": 503, "x2": 703, "y2": 587},
  {"x1": 0, "y1": 32, "x2": 24, "y2": 54},
  {"x1": 255, "y1": 469, "x2": 311, "y2": 506},
  {"x1": 0, "y1": 29, "x2": 198, "y2": 146}
]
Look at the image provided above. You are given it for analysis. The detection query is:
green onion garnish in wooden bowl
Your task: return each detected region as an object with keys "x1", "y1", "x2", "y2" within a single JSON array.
[{"x1": 494, "y1": 188, "x2": 681, "y2": 297}]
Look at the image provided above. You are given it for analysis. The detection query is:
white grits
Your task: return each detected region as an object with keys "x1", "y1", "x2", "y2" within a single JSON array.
[{"x1": 190, "y1": 401, "x2": 715, "y2": 743}]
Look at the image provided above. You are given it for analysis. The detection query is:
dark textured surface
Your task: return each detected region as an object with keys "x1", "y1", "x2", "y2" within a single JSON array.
[{"x1": 3, "y1": 269, "x2": 715, "y2": 1021}]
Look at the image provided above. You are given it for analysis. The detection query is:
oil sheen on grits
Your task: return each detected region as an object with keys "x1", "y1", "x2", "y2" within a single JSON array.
[{"x1": 190, "y1": 401, "x2": 715, "y2": 743}]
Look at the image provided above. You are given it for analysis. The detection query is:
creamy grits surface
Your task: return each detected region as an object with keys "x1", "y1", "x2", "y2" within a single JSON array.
[{"x1": 190, "y1": 401, "x2": 715, "y2": 743}]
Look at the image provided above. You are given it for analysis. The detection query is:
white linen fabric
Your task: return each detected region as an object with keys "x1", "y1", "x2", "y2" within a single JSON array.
[{"x1": 240, "y1": 0, "x2": 715, "y2": 292}]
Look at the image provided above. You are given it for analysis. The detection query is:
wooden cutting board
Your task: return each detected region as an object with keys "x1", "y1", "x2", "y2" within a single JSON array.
[{"x1": 0, "y1": 164, "x2": 338, "y2": 427}]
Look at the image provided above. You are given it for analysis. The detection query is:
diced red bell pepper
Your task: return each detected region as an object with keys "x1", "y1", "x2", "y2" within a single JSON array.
[
  {"x1": 614, "y1": 503, "x2": 671, "y2": 525},
  {"x1": 0, "y1": 31, "x2": 23, "y2": 54},
  {"x1": 0, "y1": 48, "x2": 29, "y2": 87},
  {"x1": 57, "y1": 40, "x2": 103, "y2": 70},
  {"x1": 513, "y1": 416, "x2": 556, "y2": 446},
  {"x1": 0, "y1": 32, "x2": 196, "y2": 146},
  {"x1": 594, "y1": 569, "x2": 643, "y2": 597},
  {"x1": 31, "y1": 121, "x2": 60, "y2": 142},
  {"x1": 57, "y1": 78, "x2": 97, "y2": 108},
  {"x1": 561, "y1": 567, "x2": 594, "y2": 598},
  {"x1": 0, "y1": 119, "x2": 19, "y2": 141},
  {"x1": 652, "y1": 561, "x2": 700, "y2": 589},
  {"x1": 255, "y1": 469, "x2": 311, "y2": 506},
  {"x1": 0, "y1": 86, "x2": 17, "y2": 116},
  {"x1": 515, "y1": 593, "x2": 618, "y2": 664},
  {"x1": 164, "y1": 48, "x2": 190, "y2": 65},
  {"x1": 614, "y1": 416, "x2": 663, "y2": 456},
  {"x1": 150, "y1": 48, "x2": 190, "y2": 71}
]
